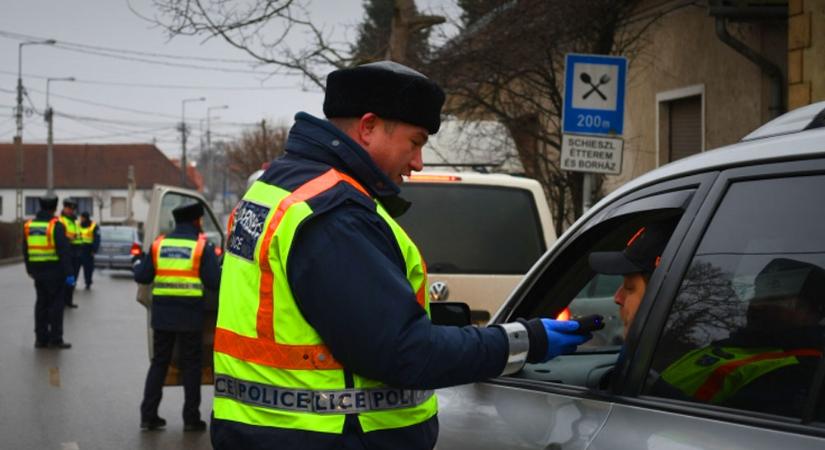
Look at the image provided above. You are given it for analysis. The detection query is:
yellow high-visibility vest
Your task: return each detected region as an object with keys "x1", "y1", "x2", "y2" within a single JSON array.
[
  {"x1": 25, "y1": 218, "x2": 59, "y2": 262},
  {"x1": 213, "y1": 169, "x2": 436, "y2": 434}
]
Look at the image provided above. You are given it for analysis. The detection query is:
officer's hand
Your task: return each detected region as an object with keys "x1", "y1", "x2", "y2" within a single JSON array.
[
  {"x1": 65, "y1": 275, "x2": 76, "y2": 286},
  {"x1": 540, "y1": 319, "x2": 591, "y2": 362}
]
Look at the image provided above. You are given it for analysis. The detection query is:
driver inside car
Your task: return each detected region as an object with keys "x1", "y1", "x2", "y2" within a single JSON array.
[{"x1": 589, "y1": 223, "x2": 825, "y2": 416}]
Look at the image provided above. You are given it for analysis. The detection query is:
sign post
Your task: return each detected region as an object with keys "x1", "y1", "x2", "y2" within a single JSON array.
[{"x1": 562, "y1": 53, "x2": 628, "y2": 212}]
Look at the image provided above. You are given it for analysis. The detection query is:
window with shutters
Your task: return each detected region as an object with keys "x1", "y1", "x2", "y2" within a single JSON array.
[
  {"x1": 657, "y1": 86, "x2": 705, "y2": 166},
  {"x1": 111, "y1": 197, "x2": 127, "y2": 218}
]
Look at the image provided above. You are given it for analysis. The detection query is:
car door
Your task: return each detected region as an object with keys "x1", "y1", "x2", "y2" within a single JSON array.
[
  {"x1": 436, "y1": 171, "x2": 716, "y2": 450},
  {"x1": 587, "y1": 156, "x2": 825, "y2": 449},
  {"x1": 137, "y1": 184, "x2": 225, "y2": 385}
]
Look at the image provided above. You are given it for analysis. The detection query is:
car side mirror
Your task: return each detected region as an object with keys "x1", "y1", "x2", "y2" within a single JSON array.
[{"x1": 430, "y1": 302, "x2": 472, "y2": 327}]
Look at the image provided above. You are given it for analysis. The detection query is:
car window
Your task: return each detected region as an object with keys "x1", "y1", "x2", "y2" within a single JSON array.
[
  {"x1": 397, "y1": 184, "x2": 544, "y2": 274},
  {"x1": 643, "y1": 174, "x2": 825, "y2": 420},
  {"x1": 507, "y1": 197, "x2": 689, "y2": 387},
  {"x1": 159, "y1": 192, "x2": 223, "y2": 248},
  {"x1": 101, "y1": 228, "x2": 135, "y2": 242}
]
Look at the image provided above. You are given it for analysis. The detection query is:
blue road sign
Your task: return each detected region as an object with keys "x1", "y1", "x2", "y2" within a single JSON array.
[{"x1": 562, "y1": 53, "x2": 627, "y2": 136}]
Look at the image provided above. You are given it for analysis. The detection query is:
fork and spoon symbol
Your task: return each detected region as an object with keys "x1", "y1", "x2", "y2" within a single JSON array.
[{"x1": 580, "y1": 73, "x2": 610, "y2": 100}]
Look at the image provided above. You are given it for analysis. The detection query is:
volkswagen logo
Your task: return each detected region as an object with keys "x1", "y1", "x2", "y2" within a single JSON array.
[{"x1": 429, "y1": 281, "x2": 449, "y2": 301}]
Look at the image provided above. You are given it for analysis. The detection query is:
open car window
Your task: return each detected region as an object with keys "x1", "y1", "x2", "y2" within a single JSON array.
[
  {"x1": 158, "y1": 192, "x2": 223, "y2": 249},
  {"x1": 504, "y1": 189, "x2": 697, "y2": 388}
]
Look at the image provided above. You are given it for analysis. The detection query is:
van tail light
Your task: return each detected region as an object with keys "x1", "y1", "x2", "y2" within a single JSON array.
[
  {"x1": 556, "y1": 307, "x2": 571, "y2": 321},
  {"x1": 406, "y1": 174, "x2": 462, "y2": 182},
  {"x1": 214, "y1": 247, "x2": 223, "y2": 257},
  {"x1": 130, "y1": 243, "x2": 142, "y2": 256}
]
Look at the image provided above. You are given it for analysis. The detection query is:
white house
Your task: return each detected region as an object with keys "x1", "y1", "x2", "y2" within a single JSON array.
[{"x1": 0, "y1": 143, "x2": 196, "y2": 227}]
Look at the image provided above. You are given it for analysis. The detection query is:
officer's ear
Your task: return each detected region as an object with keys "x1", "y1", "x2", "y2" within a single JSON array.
[{"x1": 356, "y1": 113, "x2": 380, "y2": 145}]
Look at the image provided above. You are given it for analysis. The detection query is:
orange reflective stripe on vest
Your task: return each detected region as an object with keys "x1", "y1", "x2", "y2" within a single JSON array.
[
  {"x1": 214, "y1": 169, "x2": 370, "y2": 370},
  {"x1": 693, "y1": 348, "x2": 822, "y2": 402},
  {"x1": 24, "y1": 218, "x2": 58, "y2": 250},
  {"x1": 152, "y1": 234, "x2": 206, "y2": 277}
]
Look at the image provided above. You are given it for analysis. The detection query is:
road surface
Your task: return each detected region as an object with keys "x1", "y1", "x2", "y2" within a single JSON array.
[{"x1": 0, "y1": 263, "x2": 213, "y2": 449}]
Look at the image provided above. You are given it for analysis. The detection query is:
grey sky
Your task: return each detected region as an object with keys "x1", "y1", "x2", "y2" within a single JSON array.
[{"x1": 0, "y1": 0, "x2": 459, "y2": 159}]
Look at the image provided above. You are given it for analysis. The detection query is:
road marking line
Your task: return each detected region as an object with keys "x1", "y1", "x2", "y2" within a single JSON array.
[
  {"x1": 61, "y1": 442, "x2": 80, "y2": 450},
  {"x1": 49, "y1": 367, "x2": 60, "y2": 387}
]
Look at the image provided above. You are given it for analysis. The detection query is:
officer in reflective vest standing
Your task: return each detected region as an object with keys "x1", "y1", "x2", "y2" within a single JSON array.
[
  {"x1": 22, "y1": 195, "x2": 74, "y2": 349},
  {"x1": 78, "y1": 211, "x2": 100, "y2": 290},
  {"x1": 59, "y1": 198, "x2": 82, "y2": 308},
  {"x1": 134, "y1": 203, "x2": 221, "y2": 432},
  {"x1": 210, "y1": 61, "x2": 591, "y2": 450}
]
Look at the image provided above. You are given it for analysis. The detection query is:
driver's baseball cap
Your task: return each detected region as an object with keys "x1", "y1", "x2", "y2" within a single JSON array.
[{"x1": 589, "y1": 221, "x2": 675, "y2": 275}]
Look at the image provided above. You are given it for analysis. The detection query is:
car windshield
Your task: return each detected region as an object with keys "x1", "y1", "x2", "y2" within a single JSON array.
[
  {"x1": 397, "y1": 183, "x2": 545, "y2": 274},
  {"x1": 102, "y1": 228, "x2": 135, "y2": 242}
]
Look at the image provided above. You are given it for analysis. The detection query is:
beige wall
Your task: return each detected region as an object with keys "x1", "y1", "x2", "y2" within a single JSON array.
[
  {"x1": 789, "y1": 0, "x2": 825, "y2": 107},
  {"x1": 604, "y1": 3, "x2": 787, "y2": 193}
]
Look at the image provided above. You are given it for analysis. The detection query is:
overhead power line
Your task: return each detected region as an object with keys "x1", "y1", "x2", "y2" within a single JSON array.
[
  {"x1": 0, "y1": 70, "x2": 299, "y2": 91},
  {"x1": 0, "y1": 29, "x2": 260, "y2": 64},
  {"x1": 26, "y1": 87, "x2": 181, "y2": 120}
]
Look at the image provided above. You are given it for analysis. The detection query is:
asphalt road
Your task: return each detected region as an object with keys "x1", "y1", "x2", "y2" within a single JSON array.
[{"x1": 0, "y1": 263, "x2": 213, "y2": 450}]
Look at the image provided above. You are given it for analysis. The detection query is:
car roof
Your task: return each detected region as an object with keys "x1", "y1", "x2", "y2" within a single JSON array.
[{"x1": 583, "y1": 109, "x2": 825, "y2": 225}]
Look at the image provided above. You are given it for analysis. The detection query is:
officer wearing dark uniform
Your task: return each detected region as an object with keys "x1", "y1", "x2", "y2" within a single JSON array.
[
  {"x1": 22, "y1": 195, "x2": 74, "y2": 349},
  {"x1": 78, "y1": 211, "x2": 100, "y2": 290},
  {"x1": 210, "y1": 61, "x2": 591, "y2": 450},
  {"x1": 134, "y1": 203, "x2": 221, "y2": 432},
  {"x1": 59, "y1": 198, "x2": 82, "y2": 308}
]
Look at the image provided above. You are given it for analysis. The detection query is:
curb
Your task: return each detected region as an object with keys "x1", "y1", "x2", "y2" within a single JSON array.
[{"x1": 0, "y1": 256, "x2": 23, "y2": 266}]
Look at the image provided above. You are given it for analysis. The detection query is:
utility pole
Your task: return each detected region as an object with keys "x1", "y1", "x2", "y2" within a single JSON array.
[
  {"x1": 45, "y1": 76, "x2": 75, "y2": 196},
  {"x1": 126, "y1": 165, "x2": 136, "y2": 225},
  {"x1": 15, "y1": 39, "x2": 56, "y2": 221},
  {"x1": 180, "y1": 97, "x2": 205, "y2": 187},
  {"x1": 207, "y1": 105, "x2": 228, "y2": 204}
]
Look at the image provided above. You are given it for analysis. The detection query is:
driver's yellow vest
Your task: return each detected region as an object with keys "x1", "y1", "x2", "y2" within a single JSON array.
[
  {"x1": 213, "y1": 168, "x2": 437, "y2": 434},
  {"x1": 661, "y1": 346, "x2": 821, "y2": 404},
  {"x1": 24, "y1": 218, "x2": 59, "y2": 262}
]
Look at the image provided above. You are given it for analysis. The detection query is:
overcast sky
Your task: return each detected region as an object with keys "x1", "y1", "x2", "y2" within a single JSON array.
[{"x1": 0, "y1": 0, "x2": 460, "y2": 160}]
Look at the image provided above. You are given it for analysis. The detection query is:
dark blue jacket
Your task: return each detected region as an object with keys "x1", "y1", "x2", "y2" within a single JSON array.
[
  {"x1": 211, "y1": 113, "x2": 510, "y2": 450},
  {"x1": 133, "y1": 223, "x2": 221, "y2": 331},
  {"x1": 22, "y1": 210, "x2": 73, "y2": 281}
]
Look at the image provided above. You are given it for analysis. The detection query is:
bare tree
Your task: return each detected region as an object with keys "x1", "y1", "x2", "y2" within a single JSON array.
[
  {"x1": 224, "y1": 120, "x2": 289, "y2": 193},
  {"x1": 427, "y1": 0, "x2": 659, "y2": 233},
  {"x1": 142, "y1": 0, "x2": 444, "y2": 87}
]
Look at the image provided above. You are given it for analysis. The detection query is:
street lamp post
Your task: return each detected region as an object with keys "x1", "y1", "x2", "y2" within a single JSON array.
[
  {"x1": 15, "y1": 39, "x2": 56, "y2": 221},
  {"x1": 207, "y1": 105, "x2": 228, "y2": 203},
  {"x1": 45, "y1": 76, "x2": 75, "y2": 196},
  {"x1": 180, "y1": 97, "x2": 206, "y2": 187}
]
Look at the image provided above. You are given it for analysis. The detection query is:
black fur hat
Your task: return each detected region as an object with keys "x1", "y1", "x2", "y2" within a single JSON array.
[
  {"x1": 172, "y1": 203, "x2": 204, "y2": 223},
  {"x1": 38, "y1": 195, "x2": 58, "y2": 211},
  {"x1": 323, "y1": 61, "x2": 446, "y2": 134}
]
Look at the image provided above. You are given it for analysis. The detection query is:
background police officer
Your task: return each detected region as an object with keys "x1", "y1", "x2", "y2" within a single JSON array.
[
  {"x1": 78, "y1": 211, "x2": 100, "y2": 290},
  {"x1": 59, "y1": 198, "x2": 82, "y2": 308},
  {"x1": 22, "y1": 195, "x2": 74, "y2": 349},
  {"x1": 211, "y1": 61, "x2": 590, "y2": 450},
  {"x1": 134, "y1": 203, "x2": 220, "y2": 432}
]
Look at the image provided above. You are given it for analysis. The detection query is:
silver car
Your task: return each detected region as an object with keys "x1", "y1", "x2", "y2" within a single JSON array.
[
  {"x1": 435, "y1": 102, "x2": 825, "y2": 449},
  {"x1": 94, "y1": 225, "x2": 141, "y2": 271}
]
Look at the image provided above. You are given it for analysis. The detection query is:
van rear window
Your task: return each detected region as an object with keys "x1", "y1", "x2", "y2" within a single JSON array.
[{"x1": 397, "y1": 184, "x2": 545, "y2": 274}]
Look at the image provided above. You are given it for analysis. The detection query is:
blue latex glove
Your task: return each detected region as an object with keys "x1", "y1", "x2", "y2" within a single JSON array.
[
  {"x1": 541, "y1": 319, "x2": 592, "y2": 362},
  {"x1": 65, "y1": 275, "x2": 76, "y2": 287}
]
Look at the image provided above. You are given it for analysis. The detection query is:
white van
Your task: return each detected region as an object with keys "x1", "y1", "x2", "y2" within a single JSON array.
[{"x1": 398, "y1": 171, "x2": 555, "y2": 322}]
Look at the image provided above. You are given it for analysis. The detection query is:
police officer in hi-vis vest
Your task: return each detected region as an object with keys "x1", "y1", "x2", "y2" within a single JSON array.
[
  {"x1": 210, "y1": 61, "x2": 592, "y2": 450},
  {"x1": 134, "y1": 203, "x2": 220, "y2": 432},
  {"x1": 22, "y1": 195, "x2": 74, "y2": 349},
  {"x1": 78, "y1": 211, "x2": 100, "y2": 290},
  {"x1": 59, "y1": 198, "x2": 82, "y2": 308}
]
